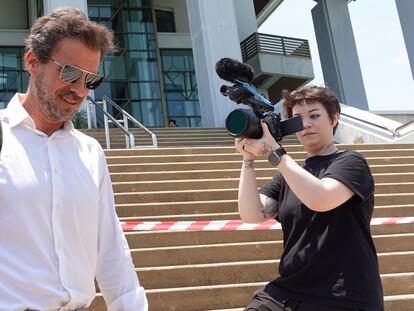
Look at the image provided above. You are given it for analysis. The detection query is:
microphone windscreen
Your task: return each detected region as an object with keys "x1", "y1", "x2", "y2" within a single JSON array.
[{"x1": 215, "y1": 58, "x2": 255, "y2": 83}]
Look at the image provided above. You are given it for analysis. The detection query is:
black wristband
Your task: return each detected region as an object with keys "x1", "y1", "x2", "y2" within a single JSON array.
[{"x1": 268, "y1": 146, "x2": 287, "y2": 167}]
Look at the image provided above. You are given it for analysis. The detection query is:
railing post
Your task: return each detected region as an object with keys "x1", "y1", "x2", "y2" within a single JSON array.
[
  {"x1": 123, "y1": 114, "x2": 130, "y2": 149},
  {"x1": 129, "y1": 134, "x2": 135, "y2": 148},
  {"x1": 103, "y1": 98, "x2": 111, "y2": 149},
  {"x1": 87, "y1": 102, "x2": 92, "y2": 129},
  {"x1": 254, "y1": 32, "x2": 261, "y2": 54},
  {"x1": 151, "y1": 133, "x2": 158, "y2": 148}
]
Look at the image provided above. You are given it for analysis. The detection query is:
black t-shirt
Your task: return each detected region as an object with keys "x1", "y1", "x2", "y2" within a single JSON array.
[{"x1": 259, "y1": 150, "x2": 384, "y2": 311}]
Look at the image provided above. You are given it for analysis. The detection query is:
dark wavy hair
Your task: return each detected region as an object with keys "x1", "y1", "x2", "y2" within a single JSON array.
[
  {"x1": 25, "y1": 7, "x2": 114, "y2": 63},
  {"x1": 282, "y1": 86, "x2": 341, "y2": 134}
]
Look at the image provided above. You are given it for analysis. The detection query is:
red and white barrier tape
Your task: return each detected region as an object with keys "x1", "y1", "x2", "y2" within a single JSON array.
[{"x1": 121, "y1": 217, "x2": 414, "y2": 232}]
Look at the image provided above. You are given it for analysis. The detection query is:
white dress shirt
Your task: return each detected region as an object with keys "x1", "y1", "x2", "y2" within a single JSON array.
[{"x1": 0, "y1": 94, "x2": 148, "y2": 311}]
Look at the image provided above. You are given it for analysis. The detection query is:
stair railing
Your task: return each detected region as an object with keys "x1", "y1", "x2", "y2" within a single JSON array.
[
  {"x1": 86, "y1": 95, "x2": 158, "y2": 149},
  {"x1": 86, "y1": 96, "x2": 134, "y2": 149},
  {"x1": 337, "y1": 104, "x2": 414, "y2": 143}
]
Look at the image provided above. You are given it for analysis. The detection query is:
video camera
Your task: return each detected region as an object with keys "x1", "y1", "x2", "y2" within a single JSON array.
[{"x1": 215, "y1": 58, "x2": 303, "y2": 141}]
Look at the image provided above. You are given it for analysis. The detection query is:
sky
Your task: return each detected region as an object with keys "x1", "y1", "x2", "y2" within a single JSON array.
[{"x1": 258, "y1": 0, "x2": 414, "y2": 112}]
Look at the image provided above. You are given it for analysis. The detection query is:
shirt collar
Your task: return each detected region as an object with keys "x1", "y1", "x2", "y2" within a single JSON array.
[{"x1": 4, "y1": 93, "x2": 74, "y2": 136}]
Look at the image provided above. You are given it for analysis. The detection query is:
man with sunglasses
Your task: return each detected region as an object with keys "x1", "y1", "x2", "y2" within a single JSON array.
[{"x1": 0, "y1": 7, "x2": 148, "y2": 311}]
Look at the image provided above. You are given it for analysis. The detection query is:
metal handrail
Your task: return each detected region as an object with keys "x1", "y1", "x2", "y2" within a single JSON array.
[
  {"x1": 102, "y1": 95, "x2": 158, "y2": 148},
  {"x1": 86, "y1": 96, "x2": 135, "y2": 149},
  {"x1": 340, "y1": 104, "x2": 414, "y2": 138},
  {"x1": 394, "y1": 119, "x2": 414, "y2": 136},
  {"x1": 240, "y1": 32, "x2": 311, "y2": 62}
]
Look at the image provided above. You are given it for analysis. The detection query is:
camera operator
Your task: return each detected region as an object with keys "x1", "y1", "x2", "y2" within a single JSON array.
[{"x1": 236, "y1": 86, "x2": 384, "y2": 311}]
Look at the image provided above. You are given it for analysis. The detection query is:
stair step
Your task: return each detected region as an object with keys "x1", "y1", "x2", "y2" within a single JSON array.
[
  {"x1": 112, "y1": 178, "x2": 414, "y2": 192},
  {"x1": 125, "y1": 223, "x2": 414, "y2": 249},
  {"x1": 81, "y1": 137, "x2": 414, "y2": 310},
  {"x1": 114, "y1": 189, "x2": 414, "y2": 205},
  {"x1": 129, "y1": 234, "x2": 414, "y2": 267},
  {"x1": 88, "y1": 276, "x2": 414, "y2": 311}
]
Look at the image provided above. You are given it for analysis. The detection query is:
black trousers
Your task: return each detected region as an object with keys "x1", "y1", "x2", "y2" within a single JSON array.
[{"x1": 244, "y1": 288, "x2": 364, "y2": 311}]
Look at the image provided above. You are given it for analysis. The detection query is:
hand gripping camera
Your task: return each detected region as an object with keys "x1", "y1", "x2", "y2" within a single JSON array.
[{"x1": 216, "y1": 58, "x2": 303, "y2": 141}]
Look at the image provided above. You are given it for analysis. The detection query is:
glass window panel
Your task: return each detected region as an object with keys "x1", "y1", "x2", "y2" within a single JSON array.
[
  {"x1": 127, "y1": 9, "x2": 153, "y2": 33},
  {"x1": 190, "y1": 117, "x2": 202, "y2": 127},
  {"x1": 167, "y1": 101, "x2": 200, "y2": 117},
  {"x1": 170, "y1": 117, "x2": 189, "y2": 127},
  {"x1": 0, "y1": 48, "x2": 22, "y2": 70},
  {"x1": 112, "y1": 100, "x2": 130, "y2": 120},
  {"x1": 94, "y1": 81, "x2": 128, "y2": 100},
  {"x1": 161, "y1": 49, "x2": 200, "y2": 125},
  {"x1": 94, "y1": 81, "x2": 110, "y2": 100},
  {"x1": 123, "y1": 34, "x2": 149, "y2": 50},
  {"x1": 164, "y1": 88, "x2": 183, "y2": 101},
  {"x1": 167, "y1": 101, "x2": 184, "y2": 116},
  {"x1": 110, "y1": 82, "x2": 129, "y2": 99},
  {"x1": 132, "y1": 100, "x2": 163, "y2": 127},
  {"x1": 155, "y1": 10, "x2": 175, "y2": 33},
  {"x1": 21, "y1": 72, "x2": 29, "y2": 90},
  {"x1": 102, "y1": 54, "x2": 126, "y2": 79},
  {"x1": 111, "y1": 9, "x2": 124, "y2": 33},
  {"x1": 87, "y1": 2, "x2": 163, "y2": 127},
  {"x1": 128, "y1": 0, "x2": 151, "y2": 7},
  {"x1": 102, "y1": 21, "x2": 113, "y2": 30},
  {"x1": 0, "y1": 92, "x2": 15, "y2": 106},
  {"x1": 88, "y1": 0, "x2": 121, "y2": 6},
  {"x1": 126, "y1": 55, "x2": 158, "y2": 81},
  {"x1": 87, "y1": 6, "x2": 99, "y2": 19},
  {"x1": 99, "y1": 6, "x2": 112, "y2": 19},
  {"x1": 0, "y1": 71, "x2": 18, "y2": 91},
  {"x1": 130, "y1": 82, "x2": 160, "y2": 100}
]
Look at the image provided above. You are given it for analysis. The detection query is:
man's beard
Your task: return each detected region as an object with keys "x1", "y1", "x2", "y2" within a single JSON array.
[{"x1": 34, "y1": 73, "x2": 83, "y2": 123}]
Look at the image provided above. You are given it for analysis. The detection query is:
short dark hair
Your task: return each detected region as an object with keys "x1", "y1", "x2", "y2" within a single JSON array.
[
  {"x1": 25, "y1": 7, "x2": 115, "y2": 63},
  {"x1": 282, "y1": 86, "x2": 341, "y2": 134}
]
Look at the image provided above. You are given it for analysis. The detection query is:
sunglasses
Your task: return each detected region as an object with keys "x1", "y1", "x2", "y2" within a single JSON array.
[{"x1": 52, "y1": 59, "x2": 104, "y2": 90}]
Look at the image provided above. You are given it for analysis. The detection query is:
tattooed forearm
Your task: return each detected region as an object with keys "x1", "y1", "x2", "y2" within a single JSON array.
[
  {"x1": 259, "y1": 194, "x2": 279, "y2": 219},
  {"x1": 243, "y1": 160, "x2": 254, "y2": 169},
  {"x1": 258, "y1": 142, "x2": 273, "y2": 157}
]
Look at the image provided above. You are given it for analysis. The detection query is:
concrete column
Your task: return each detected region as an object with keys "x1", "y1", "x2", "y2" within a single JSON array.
[
  {"x1": 312, "y1": 0, "x2": 369, "y2": 110},
  {"x1": 233, "y1": 0, "x2": 258, "y2": 41},
  {"x1": 395, "y1": 0, "x2": 414, "y2": 80},
  {"x1": 186, "y1": 0, "x2": 243, "y2": 127},
  {"x1": 43, "y1": 0, "x2": 88, "y2": 14}
]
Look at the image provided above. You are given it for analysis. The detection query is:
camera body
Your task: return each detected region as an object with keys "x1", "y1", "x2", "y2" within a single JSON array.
[
  {"x1": 215, "y1": 58, "x2": 303, "y2": 141},
  {"x1": 225, "y1": 107, "x2": 285, "y2": 141},
  {"x1": 220, "y1": 79, "x2": 303, "y2": 142}
]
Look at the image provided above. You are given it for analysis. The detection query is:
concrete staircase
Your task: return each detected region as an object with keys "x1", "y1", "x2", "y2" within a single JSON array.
[
  {"x1": 85, "y1": 132, "x2": 414, "y2": 310},
  {"x1": 80, "y1": 127, "x2": 299, "y2": 148}
]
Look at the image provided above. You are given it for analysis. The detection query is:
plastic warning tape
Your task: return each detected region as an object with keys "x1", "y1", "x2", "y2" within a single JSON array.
[{"x1": 121, "y1": 217, "x2": 414, "y2": 232}]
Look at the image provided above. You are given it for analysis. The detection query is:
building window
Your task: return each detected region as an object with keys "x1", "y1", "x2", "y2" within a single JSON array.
[
  {"x1": 88, "y1": 0, "x2": 164, "y2": 127},
  {"x1": 155, "y1": 9, "x2": 175, "y2": 33},
  {"x1": 161, "y1": 49, "x2": 201, "y2": 127},
  {"x1": 0, "y1": 47, "x2": 28, "y2": 108},
  {"x1": 36, "y1": 0, "x2": 44, "y2": 17}
]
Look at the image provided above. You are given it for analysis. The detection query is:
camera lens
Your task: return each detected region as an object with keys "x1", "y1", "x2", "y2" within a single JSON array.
[{"x1": 225, "y1": 109, "x2": 262, "y2": 139}]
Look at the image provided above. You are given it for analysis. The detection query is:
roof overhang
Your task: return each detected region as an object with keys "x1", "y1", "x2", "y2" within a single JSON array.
[{"x1": 254, "y1": 0, "x2": 285, "y2": 27}]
